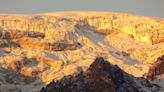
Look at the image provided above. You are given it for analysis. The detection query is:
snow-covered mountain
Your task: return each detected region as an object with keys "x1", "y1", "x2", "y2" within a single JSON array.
[{"x1": 0, "y1": 12, "x2": 163, "y2": 92}]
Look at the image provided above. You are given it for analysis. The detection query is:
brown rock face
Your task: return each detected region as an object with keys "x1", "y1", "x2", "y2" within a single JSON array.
[
  {"x1": 145, "y1": 55, "x2": 164, "y2": 80},
  {"x1": 82, "y1": 57, "x2": 116, "y2": 92},
  {"x1": 40, "y1": 57, "x2": 158, "y2": 92},
  {"x1": 0, "y1": 30, "x2": 45, "y2": 39},
  {"x1": 0, "y1": 30, "x2": 81, "y2": 51},
  {"x1": 14, "y1": 38, "x2": 81, "y2": 51}
]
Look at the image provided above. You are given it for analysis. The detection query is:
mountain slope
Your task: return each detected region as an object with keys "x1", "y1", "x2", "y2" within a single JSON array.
[
  {"x1": 0, "y1": 12, "x2": 163, "y2": 92},
  {"x1": 40, "y1": 57, "x2": 159, "y2": 92}
]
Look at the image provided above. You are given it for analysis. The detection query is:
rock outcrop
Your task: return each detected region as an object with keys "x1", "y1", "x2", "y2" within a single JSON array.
[
  {"x1": 40, "y1": 57, "x2": 159, "y2": 92},
  {"x1": 80, "y1": 16, "x2": 164, "y2": 44},
  {"x1": 0, "y1": 30, "x2": 45, "y2": 39},
  {"x1": 0, "y1": 29, "x2": 80, "y2": 51},
  {"x1": 14, "y1": 38, "x2": 81, "y2": 51},
  {"x1": 145, "y1": 55, "x2": 164, "y2": 80}
]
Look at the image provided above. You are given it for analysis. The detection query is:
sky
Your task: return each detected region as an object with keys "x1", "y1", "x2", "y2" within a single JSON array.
[{"x1": 0, "y1": 0, "x2": 163, "y2": 17}]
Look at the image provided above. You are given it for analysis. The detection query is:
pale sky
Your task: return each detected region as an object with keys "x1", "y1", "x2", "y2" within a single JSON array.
[{"x1": 0, "y1": 0, "x2": 163, "y2": 17}]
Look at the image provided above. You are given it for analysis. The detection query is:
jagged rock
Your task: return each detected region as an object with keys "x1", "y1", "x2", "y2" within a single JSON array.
[
  {"x1": 40, "y1": 57, "x2": 158, "y2": 92},
  {"x1": 145, "y1": 55, "x2": 164, "y2": 80}
]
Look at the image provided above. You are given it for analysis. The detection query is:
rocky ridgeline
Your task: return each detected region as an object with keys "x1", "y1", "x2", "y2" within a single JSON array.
[
  {"x1": 80, "y1": 16, "x2": 164, "y2": 44},
  {"x1": 0, "y1": 29, "x2": 81, "y2": 51},
  {"x1": 40, "y1": 57, "x2": 159, "y2": 92},
  {"x1": 0, "y1": 16, "x2": 58, "y2": 33},
  {"x1": 145, "y1": 55, "x2": 164, "y2": 80},
  {"x1": 0, "y1": 14, "x2": 163, "y2": 45}
]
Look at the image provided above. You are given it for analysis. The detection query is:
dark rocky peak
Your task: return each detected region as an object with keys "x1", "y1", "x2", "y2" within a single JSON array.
[{"x1": 40, "y1": 57, "x2": 159, "y2": 92}]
